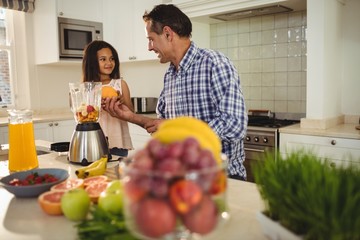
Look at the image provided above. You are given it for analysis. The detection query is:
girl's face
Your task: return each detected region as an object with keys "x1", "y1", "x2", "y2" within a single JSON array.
[{"x1": 97, "y1": 47, "x2": 115, "y2": 81}]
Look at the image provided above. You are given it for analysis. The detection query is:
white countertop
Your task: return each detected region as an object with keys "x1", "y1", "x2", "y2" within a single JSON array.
[
  {"x1": 279, "y1": 123, "x2": 360, "y2": 140},
  {"x1": 0, "y1": 141, "x2": 267, "y2": 240}
]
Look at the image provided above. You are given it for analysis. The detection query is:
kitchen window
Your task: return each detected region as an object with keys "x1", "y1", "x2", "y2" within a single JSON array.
[{"x1": 0, "y1": 8, "x2": 15, "y2": 108}]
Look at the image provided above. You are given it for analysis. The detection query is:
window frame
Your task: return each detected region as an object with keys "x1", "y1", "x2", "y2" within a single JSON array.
[{"x1": 0, "y1": 9, "x2": 17, "y2": 109}]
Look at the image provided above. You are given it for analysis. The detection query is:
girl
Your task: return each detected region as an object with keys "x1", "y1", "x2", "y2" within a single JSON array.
[{"x1": 82, "y1": 40, "x2": 133, "y2": 158}]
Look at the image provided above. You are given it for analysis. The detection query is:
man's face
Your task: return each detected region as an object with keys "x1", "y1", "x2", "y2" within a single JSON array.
[{"x1": 145, "y1": 21, "x2": 171, "y2": 64}]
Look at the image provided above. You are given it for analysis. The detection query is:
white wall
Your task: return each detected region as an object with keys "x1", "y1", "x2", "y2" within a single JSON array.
[
  {"x1": 121, "y1": 60, "x2": 168, "y2": 97},
  {"x1": 341, "y1": 0, "x2": 360, "y2": 115},
  {"x1": 307, "y1": 0, "x2": 360, "y2": 120}
]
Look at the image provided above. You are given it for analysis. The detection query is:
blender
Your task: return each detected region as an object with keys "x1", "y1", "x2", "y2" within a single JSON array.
[{"x1": 68, "y1": 82, "x2": 109, "y2": 165}]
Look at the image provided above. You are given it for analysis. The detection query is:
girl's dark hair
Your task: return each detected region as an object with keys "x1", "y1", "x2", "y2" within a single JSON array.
[
  {"x1": 143, "y1": 4, "x2": 192, "y2": 38},
  {"x1": 82, "y1": 40, "x2": 120, "y2": 82}
]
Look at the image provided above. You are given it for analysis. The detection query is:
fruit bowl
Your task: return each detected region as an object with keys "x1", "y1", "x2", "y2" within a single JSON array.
[
  {"x1": 0, "y1": 168, "x2": 69, "y2": 198},
  {"x1": 119, "y1": 138, "x2": 229, "y2": 240}
]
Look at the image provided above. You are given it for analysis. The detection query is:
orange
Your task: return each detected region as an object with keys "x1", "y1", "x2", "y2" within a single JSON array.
[
  {"x1": 51, "y1": 178, "x2": 84, "y2": 191},
  {"x1": 83, "y1": 175, "x2": 108, "y2": 188},
  {"x1": 102, "y1": 86, "x2": 118, "y2": 98},
  {"x1": 38, "y1": 190, "x2": 66, "y2": 215},
  {"x1": 85, "y1": 181, "x2": 109, "y2": 203}
]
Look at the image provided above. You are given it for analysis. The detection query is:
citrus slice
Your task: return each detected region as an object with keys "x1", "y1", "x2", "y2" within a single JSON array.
[
  {"x1": 102, "y1": 86, "x2": 118, "y2": 98},
  {"x1": 85, "y1": 181, "x2": 109, "y2": 203},
  {"x1": 83, "y1": 175, "x2": 108, "y2": 188},
  {"x1": 51, "y1": 178, "x2": 84, "y2": 191},
  {"x1": 38, "y1": 190, "x2": 66, "y2": 215}
]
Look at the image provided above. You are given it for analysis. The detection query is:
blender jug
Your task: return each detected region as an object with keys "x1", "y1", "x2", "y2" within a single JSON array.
[
  {"x1": 68, "y1": 82, "x2": 109, "y2": 165},
  {"x1": 8, "y1": 109, "x2": 39, "y2": 172}
]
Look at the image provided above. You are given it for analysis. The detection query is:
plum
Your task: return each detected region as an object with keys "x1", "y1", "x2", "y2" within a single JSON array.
[{"x1": 135, "y1": 198, "x2": 176, "y2": 238}]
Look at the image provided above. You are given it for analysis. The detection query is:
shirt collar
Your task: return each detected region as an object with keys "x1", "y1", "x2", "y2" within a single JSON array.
[{"x1": 168, "y1": 41, "x2": 198, "y2": 73}]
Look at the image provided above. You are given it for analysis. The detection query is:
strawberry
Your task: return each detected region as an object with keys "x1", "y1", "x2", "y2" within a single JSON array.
[{"x1": 87, "y1": 105, "x2": 95, "y2": 113}]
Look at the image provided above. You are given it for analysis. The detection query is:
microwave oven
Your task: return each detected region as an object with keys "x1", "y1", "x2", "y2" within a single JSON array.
[{"x1": 58, "y1": 17, "x2": 103, "y2": 59}]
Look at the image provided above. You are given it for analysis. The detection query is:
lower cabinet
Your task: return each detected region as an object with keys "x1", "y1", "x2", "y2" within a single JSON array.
[
  {"x1": 128, "y1": 123, "x2": 152, "y2": 152},
  {"x1": 279, "y1": 133, "x2": 360, "y2": 168},
  {"x1": 0, "y1": 126, "x2": 8, "y2": 145},
  {"x1": 34, "y1": 120, "x2": 76, "y2": 143}
]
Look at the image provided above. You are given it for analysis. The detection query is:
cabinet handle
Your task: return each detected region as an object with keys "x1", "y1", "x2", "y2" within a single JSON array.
[
  {"x1": 129, "y1": 56, "x2": 137, "y2": 60},
  {"x1": 59, "y1": 11, "x2": 63, "y2": 16},
  {"x1": 49, "y1": 123, "x2": 53, "y2": 127},
  {"x1": 331, "y1": 140, "x2": 336, "y2": 145},
  {"x1": 54, "y1": 122, "x2": 59, "y2": 127}
]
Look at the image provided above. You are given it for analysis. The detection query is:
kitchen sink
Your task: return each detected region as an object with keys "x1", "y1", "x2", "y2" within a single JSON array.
[{"x1": 0, "y1": 149, "x2": 51, "y2": 161}]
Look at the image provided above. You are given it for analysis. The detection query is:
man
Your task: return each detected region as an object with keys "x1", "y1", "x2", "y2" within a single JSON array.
[{"x1": 103, "y1": 4, "x2": 248, "y2": 180}]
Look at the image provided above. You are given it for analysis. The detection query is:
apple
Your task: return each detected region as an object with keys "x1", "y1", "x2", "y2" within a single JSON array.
[
  {"x1": 61, "y1": 188, "x2": 91, "y2": 221},
  {"x1": 105, "y1": 180, "x2": 123, "y2": 194},
  {"x1": 98, "y1": 191, "x2": 123, "y2": 214}
]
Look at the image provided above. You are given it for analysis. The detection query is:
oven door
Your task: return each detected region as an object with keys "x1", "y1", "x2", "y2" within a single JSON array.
[{"x1": 244, "y1": 144, "x2": 275, "y2": 182}]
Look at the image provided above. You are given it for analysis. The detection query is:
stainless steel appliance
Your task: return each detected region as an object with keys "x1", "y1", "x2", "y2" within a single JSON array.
[
  {"x1": 68, "y1": 82, "x2": 109, "y2": 166},
  {"x1": 131, "y1": 97, "x2": 158, "y2": 113},
  {"x1": 58, "y1": 17, "x2": 103, "y2": 59},
  {"x1": 244, "y1": 110, "x2": 300, "y2": 182}
]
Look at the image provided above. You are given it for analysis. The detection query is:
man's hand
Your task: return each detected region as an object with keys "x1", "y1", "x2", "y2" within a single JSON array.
[
  {"x1": 102, "y1": 96, "x2": 132, "y2": 120},
  {"x1": 144, "y1": 119, "x2": 165, "y2": 134}
]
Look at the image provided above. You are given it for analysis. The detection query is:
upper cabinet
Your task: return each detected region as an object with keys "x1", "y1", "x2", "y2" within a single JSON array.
[
  {"x1": 57, "y1": 0, "x2": 103, "y2": 22},
  {"x1": 32, "y1": 0, "x2": 103, "y2": 65},
  {"x1": 103, "y1": 0, "x2": 159, "y2": 62}
]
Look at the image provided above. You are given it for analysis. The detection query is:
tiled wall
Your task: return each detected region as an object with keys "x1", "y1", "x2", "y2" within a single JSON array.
[{"x1": 210, "y1": 11, "x2": 307, "y2": 114}]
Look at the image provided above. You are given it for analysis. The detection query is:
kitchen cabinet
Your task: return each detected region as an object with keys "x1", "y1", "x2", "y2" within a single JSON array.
[
  {"x1": 0, "y1": 126, "x2": 8, "y2": 145},
  {"x1": 279, "y1": 133, "x2": 360, "y2": 168},
  {"x1": 128, "y1": 123, "x2": 152, "y2": 151},
  {"x1": 103, "y1": 0, "x2": 159, "y2": 62},
  {"x1": 32, "y1": 0, "x2": 103, "y2": 64},
  {"x1": 57, "y1": 0, "x2": 103, "y2": 22},
  {"x1": 34, "y1": 120, "x2": 76, "y2": 143}
]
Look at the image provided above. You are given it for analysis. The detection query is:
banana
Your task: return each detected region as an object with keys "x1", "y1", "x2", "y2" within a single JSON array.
[
  {"x1": 84, "y1": 157, "x2": 108, "y2": 178},
  {"x1": 75, "y1": 156, "x2": 107, "y2": 178},
  {"x1": 152, "y1": 125, "x2": 222, "y2": 164},
  {"x1": 156, "y1": 117, "x2": 222, "y2": 164}
]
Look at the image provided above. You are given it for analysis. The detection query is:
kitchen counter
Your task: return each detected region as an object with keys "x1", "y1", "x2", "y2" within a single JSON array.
[
  {"x1": 0, "y1": 141, "x2": 266, "y2": 240},
  {"x1": 280, "y1": 123, "x2": 360, "y2": 140},
  {"x1": 0, "y1": 112, "x2": 74, "y2": 127},
  {"x1": 0, "y1": 112, "x2": 158, "y2": 127}
]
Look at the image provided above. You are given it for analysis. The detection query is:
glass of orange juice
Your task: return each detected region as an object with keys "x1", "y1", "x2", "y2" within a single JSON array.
[{"x1": 8, "y1": 109, "x2": 38, "y2": 172}]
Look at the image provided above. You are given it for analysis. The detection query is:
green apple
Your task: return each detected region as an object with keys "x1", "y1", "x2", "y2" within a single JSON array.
[
  {"x1": 98, "y1": 191, "x2": 123, "y2": 214},
  {"x1": 61, "y1": 188, "x2": 91, "y2": 221},
  {"x1": 105, "y1": 180, "x2": 123, "y2": 194}
]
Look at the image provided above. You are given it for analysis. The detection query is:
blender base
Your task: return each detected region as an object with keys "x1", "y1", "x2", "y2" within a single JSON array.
[{"x1": 68, "y1": 122, "x2": 109, "y2": 166}]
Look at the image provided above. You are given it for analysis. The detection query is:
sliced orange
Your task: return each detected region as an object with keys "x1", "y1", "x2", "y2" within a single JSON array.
[
  {"x1": 102, "y1": 86, "x2": 118, "y2": 98},
  {"x1": 38, "y1": 190, "x2": 66, "y2": 215},
  {"x1": 83, "y1": 175, "x2": 108, "y2": 188},
  {"x1": 85, "y1": 181, "x2": 108, "y2": 203},
  {"x1": 51, "y1": 178, "x2": 84, "y2": 191}
]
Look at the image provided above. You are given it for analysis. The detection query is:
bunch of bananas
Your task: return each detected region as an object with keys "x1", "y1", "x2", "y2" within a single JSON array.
[
  {"x1": 75, "y1": 156, "x2": 108, "y2": 179},
  {"x1": 152, "y1": 116, "x2": 222, "y2": 164}
]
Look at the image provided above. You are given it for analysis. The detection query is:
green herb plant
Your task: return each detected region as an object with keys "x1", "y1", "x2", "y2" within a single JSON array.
[
  {"x1": 75, "y1": 204, "x2": 138, "y2": 240},
  {"x1": 252, "y1": 150, "x2": 360, "y2": 240}
]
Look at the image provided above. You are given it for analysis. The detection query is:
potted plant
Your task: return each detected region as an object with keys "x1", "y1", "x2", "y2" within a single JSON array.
[{"x1": 252, "y1": 151, "x2": 360, "y2": 240}]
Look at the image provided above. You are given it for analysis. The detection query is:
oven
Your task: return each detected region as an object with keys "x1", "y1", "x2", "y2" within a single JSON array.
[{"x1": 244, "y1": 110, "x2": 300, "y2": 182}]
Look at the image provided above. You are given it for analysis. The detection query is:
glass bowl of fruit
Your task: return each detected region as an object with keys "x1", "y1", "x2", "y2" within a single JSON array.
[{"x1": 120, "y1": 137, "x2": 229, "y2": 240}]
